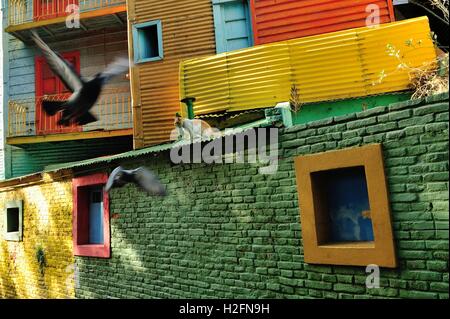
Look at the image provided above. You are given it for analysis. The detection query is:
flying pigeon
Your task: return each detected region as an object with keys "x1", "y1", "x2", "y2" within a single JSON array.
[
  {"x1": 30, "y1": 30, "x2": 130, "y2": 126},
  {"x1": 105, "y1": 166, "x2": 167, "y2": 196}
]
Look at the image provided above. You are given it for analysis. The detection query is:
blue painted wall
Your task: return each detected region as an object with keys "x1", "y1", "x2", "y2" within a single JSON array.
[{"x1": 1, "y1": 1, "x2": 8, "y2": 180}]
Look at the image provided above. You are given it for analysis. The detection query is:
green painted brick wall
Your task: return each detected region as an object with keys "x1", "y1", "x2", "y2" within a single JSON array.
[{"x1": 75, "y1": 93, "x2": 449, "y2": 299}]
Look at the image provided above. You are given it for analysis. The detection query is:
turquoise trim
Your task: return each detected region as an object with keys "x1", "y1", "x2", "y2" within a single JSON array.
[
  {"x1": 291, "y1": 93, "x2": 412, "y2": 125},
  {"x1": 132, "y1": 20, "x2": 164, "y2": 64},
  {"x1": 212, "y1": 0, "x2": 253, "y2": 54}
]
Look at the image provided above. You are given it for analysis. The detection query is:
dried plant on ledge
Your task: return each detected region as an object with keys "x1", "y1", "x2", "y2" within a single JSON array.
[
  {"x1": 429, "y1": 0, "x2": 449, "y2": 23},
  {"x1": 289, "y1": 84, "x2": 302, "y2": 113},
  {"x1": 374, "y1": 39, "x2": 449, "y2": 100},
  {"x1": 409, "y1": 53, "x2": 449, "y2": 100}
]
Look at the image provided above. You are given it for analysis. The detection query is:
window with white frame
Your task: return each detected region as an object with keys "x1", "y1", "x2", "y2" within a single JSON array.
[{"x1": 4, "y1": 200, "x2": 23, "y2": 242}]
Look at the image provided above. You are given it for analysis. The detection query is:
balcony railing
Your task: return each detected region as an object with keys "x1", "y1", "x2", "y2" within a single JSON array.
[
  {"x1": 7, "y1": 0, "x2": 126, "y2": 26},
  {"x1": 8, "y1": 88, "x2": 132, "y2": 138}
]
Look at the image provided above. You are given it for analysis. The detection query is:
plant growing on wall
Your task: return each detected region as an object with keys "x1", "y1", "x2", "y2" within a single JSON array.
[
  {"x1": 372, "y1": 0, "x2": 449, "y2": 99},
  {"x1": 36, "y1": 246, "x2": 47, "y2": 275},
  {"x1": 427, "y1": 0, "x2": 448, "y2": 22},
  {"x1": 408, "y1": 1, "x2": 449, "y2": 24},
  {"x1": 289, "y1": 84, "x2": 302, "y2": 113},
  {"x1": 424, "y1": 0, "x2": 448, "y2": 22},
  {"x1": 373, "y1": 37, "x2": 449, "y2": 99}
]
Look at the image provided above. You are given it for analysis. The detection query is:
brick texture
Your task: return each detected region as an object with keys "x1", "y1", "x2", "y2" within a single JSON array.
[
  {"x1": 1, "y1": 94, "x2": 447, "y2": 299},
  {"x1": 0, "y1": 176, "x2": 75, "y2": 298},
  {"x1": 73, "y1": 94, "x2": 449, "y2": 299}
]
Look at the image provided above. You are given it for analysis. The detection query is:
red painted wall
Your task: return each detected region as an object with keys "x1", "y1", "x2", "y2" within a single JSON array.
[{"x1": 250, "y1": 0, "x2": 395, "y2": 45}]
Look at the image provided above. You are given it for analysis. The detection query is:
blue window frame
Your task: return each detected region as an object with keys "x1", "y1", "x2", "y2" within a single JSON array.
[
  {"x1": 212, "y1": 0, "x2": 253, "y2": 54},
  {"x1": 132, "y1": 20, "x2": 164, "y2": 64}
]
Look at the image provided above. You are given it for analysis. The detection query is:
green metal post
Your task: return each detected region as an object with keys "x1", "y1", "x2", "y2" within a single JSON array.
[{"x1": 181, "y1": 97, "x2": 196, "y2": 120}]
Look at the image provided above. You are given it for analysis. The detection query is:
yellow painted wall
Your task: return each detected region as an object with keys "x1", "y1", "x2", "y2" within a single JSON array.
[
  {"x1": 0, "y1": 175, "x2": 75, "y2": 299},
  {"x1": 180, "y1": 17, "x2": 437, "y2": 116},
  {"x1": 127, "y1": 0, "x2": 216, "y2": 148}
]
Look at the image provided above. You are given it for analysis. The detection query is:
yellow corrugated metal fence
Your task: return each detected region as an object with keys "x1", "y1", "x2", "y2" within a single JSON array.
[{"x1": 180, "y1": 17, "x2": 436, "y2": 116}]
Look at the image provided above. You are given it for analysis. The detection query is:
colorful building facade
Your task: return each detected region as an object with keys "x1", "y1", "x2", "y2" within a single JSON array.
[
  {"x1": 2, "y1": 0, "x2": 133, "y2": 179},
  {"x1": 127, "y1": 0, "x2": 217, "y2": 148},
  {"x1": 1, "y1": 1, "x2": 5, "y2": 180},
  {"x1": 0, "y1": 0, "x2": 448, "y2": 300},
  {"x1": 180, "y1": 17, "x2": 435, "y2": 117},
  {"x1": 125, "y1": 0, "x2": 438, "y2": 148},
  {"x1": 0, "y1": 93, "x2": 448, "y2": 299}
]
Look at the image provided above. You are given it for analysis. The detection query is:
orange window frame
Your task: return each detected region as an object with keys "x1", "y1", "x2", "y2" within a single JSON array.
[{"x1": 294, "y1": 144, "x2": 397, "y2": 268}]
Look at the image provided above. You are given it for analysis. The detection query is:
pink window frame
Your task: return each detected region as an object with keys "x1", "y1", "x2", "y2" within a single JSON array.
[{"x1": 72, "y1": 173, "x2": 110, "y2": 258}]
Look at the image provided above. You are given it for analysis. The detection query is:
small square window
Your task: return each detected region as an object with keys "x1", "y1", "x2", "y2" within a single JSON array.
[
  {"x1": 311, "y1": 166, "x2": 374, "y2": 244},
  {"x1": 295, "y1": 144, "x2": 397, "y2": 268},
  {"x1": 133, "y1": 20, "x2": 164, "y2": 63},
  {"x1": 4, "y1": 201, "x2": 23, "y2": 242},
  {"x1": 73, "y1": 173, "x2": 110, "y2": 258}
]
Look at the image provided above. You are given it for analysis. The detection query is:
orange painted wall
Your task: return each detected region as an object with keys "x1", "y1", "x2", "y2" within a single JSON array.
[
  {"x1": 250, "y1": 0, "x2": 395, "y2": 45},
  {"x1": 127, "y1": 0, "x2": 216, "y2": 148}
]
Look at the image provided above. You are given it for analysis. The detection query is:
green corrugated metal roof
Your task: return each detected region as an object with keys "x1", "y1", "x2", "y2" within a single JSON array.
[
  {"x1": 44, "y1": 118, "x2": 272, "y2": 173},
  {"x1": 43, "y1": 142, "x2": 174, "y2": 172}
]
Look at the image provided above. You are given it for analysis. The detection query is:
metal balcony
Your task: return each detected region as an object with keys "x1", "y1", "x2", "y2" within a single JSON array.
[
  {"x1": 7, "y1": 88, "x2": 132, "y2": 144},
  {"x1": 7, "y1": 0, "x2": 125, "y2": 25},
  {"x1": 6, "y1": 0, "x2": 127, "y2": 41}
]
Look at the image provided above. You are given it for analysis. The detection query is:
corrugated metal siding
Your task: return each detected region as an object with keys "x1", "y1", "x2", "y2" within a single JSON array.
[
  {"x1": 251, "y1": 0, "x2": 395, "y2": 45},
  {"x1": 10, "y1": 136, "x2": 133, "y2": 178},
  {"x1": 1, "y1": 6, "x2": 5, "y2": 180},
  {"x1": 180, "y1": 17, "x2": 436, "y2": 115},
  {"x1": 9, "y1": 35, "x2": 35, "y2": 101},
  {"x1": 44, "y1": 117, "x2": 270, "y2": 172},
  {"x1": 129, "y1": 0, "x2": 216, "y2": 147}
]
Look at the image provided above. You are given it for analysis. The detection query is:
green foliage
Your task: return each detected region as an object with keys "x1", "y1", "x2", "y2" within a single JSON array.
[{"x1": 35, "y1": 246, "x2": 46, "y2": 275}]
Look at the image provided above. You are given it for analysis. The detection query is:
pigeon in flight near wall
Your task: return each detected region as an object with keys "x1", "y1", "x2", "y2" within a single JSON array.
[
  {"x1": 30, "y1": 30, "x2": 130, "y2": 126},
  {"x1": 105, "y1": 166, "x2": 167, "y2": 197}
]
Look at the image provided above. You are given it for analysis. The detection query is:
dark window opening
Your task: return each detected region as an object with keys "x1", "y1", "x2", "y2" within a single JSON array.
[
  {"x1": 7, "y1": 207, "x2": 20, "y2": 233},
  {"x1": 140, "y1": 25, "x2": 160, "y2": 59},
  {"x1": 311, "y1": 166, "x2": 374, "y2": 245}
]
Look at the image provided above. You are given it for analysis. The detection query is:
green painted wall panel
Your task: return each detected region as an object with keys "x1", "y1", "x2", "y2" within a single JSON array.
[
  {"x1": 291, "y1": 93, "x2": 411, "y2": 125},
  {"x1": 10, "y1": 136, "x2": 133, "y2": 178}
]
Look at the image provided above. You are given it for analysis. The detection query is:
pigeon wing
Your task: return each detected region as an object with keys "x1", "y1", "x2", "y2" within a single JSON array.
[
  {"x1": 98, "y1": 57, "x2": 130, "y2": 84},
  {"x1": 132, "y1": 167, "x2": 167, "y2": 196},
  {"x1": 105, "y1": 167, "x2": 125, "y2": 193},
  {"x1": 76, "y1": 112, "x2": 98, "y2": 126},
  {"x1": 30, "y1": 30, "x2": 83, "y2": 92}
]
